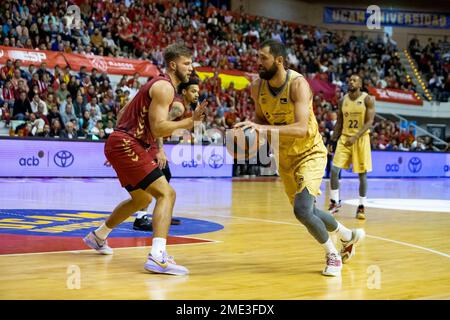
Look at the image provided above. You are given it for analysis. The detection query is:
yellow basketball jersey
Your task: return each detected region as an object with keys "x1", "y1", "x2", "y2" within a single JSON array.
[
  {"x1": 258, "y1": 69, "x2": 325, "y2": 159},
  {"x1": 342, "y1": 92, "x2": 369, "y2": 136}
]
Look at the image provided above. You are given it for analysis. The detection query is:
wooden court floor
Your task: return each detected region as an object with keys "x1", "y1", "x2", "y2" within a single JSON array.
[{"x1": 0, "y1": 177, "x2": 449, "y2": 300}]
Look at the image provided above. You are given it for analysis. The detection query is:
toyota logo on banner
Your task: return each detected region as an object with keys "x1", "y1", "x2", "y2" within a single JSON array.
[
  {"x1": 408, "y1": 157, "x2": 422, "y2": 173},
  {"x1": 54, "y1": 150, "x2": 74, "y2": 168},
  {"x1": 209, "y1": 153, "x2": 223, "y2": 169}
]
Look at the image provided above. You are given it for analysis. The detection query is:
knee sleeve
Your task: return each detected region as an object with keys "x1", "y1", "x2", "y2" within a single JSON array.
[
  {"x1": 293, "y1": 189, "x2": 315, "y2": 223},
  {"x1": 330, "y1": 166, "x2": 341, "y2": 190},
  {"x1": 293, "y1": 189, "x2": 329, "y2": 243}
]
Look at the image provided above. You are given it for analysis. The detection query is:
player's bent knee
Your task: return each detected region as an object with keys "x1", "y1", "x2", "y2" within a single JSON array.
[{"x1": 293, "y1": 190, "x2": 314, "y2": 223}]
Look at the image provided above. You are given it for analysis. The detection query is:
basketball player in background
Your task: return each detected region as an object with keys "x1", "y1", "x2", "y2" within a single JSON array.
[
  {"x1": 83, "y1": 43, "x2": 207, "y2": 275},
  {"x1": 133, "y1": 78, "x2": 201, "y2": 231},
  {"x1": 235, "y1": 40, "x2": 365, "y2": 277},
  {"x1": 328, "y1": 75, "x2": 375, "y2": 220}
]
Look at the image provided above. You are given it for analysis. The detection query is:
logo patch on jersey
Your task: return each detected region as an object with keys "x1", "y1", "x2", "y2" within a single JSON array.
[
  {"x1": 357, "y1": 101, "x2": 363, "y2": 105},
  {"x1": 261, "y1": 98, "x2": 267, "y2": 104},
  {"x1": 280, "y1": 98, "x2": 288, "y2": 104},
  {"x1": 344, "y1": 112, "x2": 349, "y2": 117}
]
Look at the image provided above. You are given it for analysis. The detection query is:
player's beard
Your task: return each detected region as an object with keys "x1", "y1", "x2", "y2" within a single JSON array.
[
  {"x1": 175, "y1": 66, "x2": 189, "y2": 83},
  {"x1": 348, "y1": 86, "x2": 358, "y2": 93},
  {"x1": 259, "y1": 63, "x2": 278, "y2": 80}
]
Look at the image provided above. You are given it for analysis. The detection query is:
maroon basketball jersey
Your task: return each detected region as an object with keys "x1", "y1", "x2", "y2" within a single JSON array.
[{"x1": 116, "y1": 75, "x2": 175, "y2": 146}]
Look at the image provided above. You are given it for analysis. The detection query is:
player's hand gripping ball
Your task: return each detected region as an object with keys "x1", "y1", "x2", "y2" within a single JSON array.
[{"x1": 226, "y1": 127, "x2": 266, "y2": 161}]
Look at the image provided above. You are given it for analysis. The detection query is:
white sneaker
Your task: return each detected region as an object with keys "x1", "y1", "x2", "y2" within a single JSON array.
[
  {"x1": 144, "y1": 252, "x2": 189, "y2": 276},
  {"x1": 322, "y1": 253, "x2": 342, "y2": 277},
  {"x1": 341, "y1": 229, "x2": 365, "y2": 264},
  {"x1": 83, "y1": 231, "x2": 114, "y2": 255}
]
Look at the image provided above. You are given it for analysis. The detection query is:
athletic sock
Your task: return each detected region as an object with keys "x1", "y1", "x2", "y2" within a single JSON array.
[
  {"x1": 322, "y1": 237, "x2": 339, "y2": 255},
  {"x1": 359, "y1": 196, "x2": 367, "y2": 206},
  {"x1": 330, "y1": 189, "x2": 339, "y2": 203},
  {"x1": 94, "y1": 223, "x2": 112, "y2": 240},
  {"x1": 151, "y1": 237, "x2": 167, "y2": 261}
]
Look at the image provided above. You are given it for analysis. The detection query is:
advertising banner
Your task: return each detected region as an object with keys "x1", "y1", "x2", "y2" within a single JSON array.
[
  {"x1": 0, "y1": 139, "x2": 233, "y2": 178},
  {"x1": 368, "y1": 87, "x2": 423, "y2": 106},
  {"x1": 339, "y1": 151, "x2": 450, "y2": 178},
  {"x1": 0, "y1": 46, "x2": 67, "y2": 68},
  {"x1": 324, "y1": 7, "x2": 450, "y2": 29}
]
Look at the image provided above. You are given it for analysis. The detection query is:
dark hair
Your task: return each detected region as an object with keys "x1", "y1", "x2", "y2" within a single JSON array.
[
  {"x1": 163, "y1": 43, "x2": 192, "y2": 66},
  {"x1": 178, "y1": 77, "x2": 199, "y2": 95},
  {"x1": 260, "y1": 39, "x2": 287, "y2": 60}
]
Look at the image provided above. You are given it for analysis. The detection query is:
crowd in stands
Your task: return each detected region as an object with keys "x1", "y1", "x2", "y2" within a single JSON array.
[
  {"x1": 408, "y1": 36, "x2": 450, "y2": 102},
  {"x1": 0, "y1": 0, "x2": 448, "y2": 153}
]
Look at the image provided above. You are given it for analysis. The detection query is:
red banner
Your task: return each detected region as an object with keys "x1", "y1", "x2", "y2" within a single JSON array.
[
  {"x1": 0, "y1": 46, "x2": 67, "y2": 68},
  {"x1": 368, "y1": 87, "x2": 423, "y2": 106},
  {"x1": 0, "y1": 46, "x2": 159, "y2": 77},
  {"x1": 307, "y1": 78, "x2": 337, "y2": 100},
  {"x1": 64, "y1": 53, "x2": 159, "y2": 77}
]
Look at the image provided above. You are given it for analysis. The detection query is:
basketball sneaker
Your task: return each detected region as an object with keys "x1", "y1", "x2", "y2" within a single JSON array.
[
  {"x1": 340, "y1": 229, "x2": 366, "y2": 264},
  {"x1": 144, "y1": 252, "x2": 189, "y2": 276},
  {"x1": 133, "y1": 215, "x2": 153, "y2": 231},
  {"x1": 133, "y1": 215, "x2": 181, "y2": 231},
  {"x1": 328, "y1": 199, "x2": 341, "y2": 215},
  {"x1": 83, "y1": 231, "x2": 113, "y2": 255},
  {"x1": 322, "y1": 253, "x2": 342, "y2": 277},
  {"x1": 356, "y1": 205, "x2": 366, "y2": 220}
]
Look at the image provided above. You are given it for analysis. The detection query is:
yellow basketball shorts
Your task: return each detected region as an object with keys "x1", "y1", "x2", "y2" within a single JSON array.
[
  {"x1": 278, "y1": 149, "x2": 327, "y2": 206},
  {"x1": 333, "y1": 134, "x2": 372, "y2": 173}
]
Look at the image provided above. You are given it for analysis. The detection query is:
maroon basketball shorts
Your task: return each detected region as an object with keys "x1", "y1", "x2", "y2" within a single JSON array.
[{"x1": 104, "y1": 131, "x2": 163, "y2": 191}]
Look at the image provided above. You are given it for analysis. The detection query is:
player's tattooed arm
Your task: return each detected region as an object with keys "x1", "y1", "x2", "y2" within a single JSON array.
[
  {"x1": 331, "y1": 98, "x2": 344, "y2": 142},
  {"x1": 168, "y1": 101, "x2": 185, "y2": 121}
]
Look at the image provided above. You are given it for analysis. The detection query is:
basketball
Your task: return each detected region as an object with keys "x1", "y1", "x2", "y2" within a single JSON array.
[{"x1": 226, "y1": 128, "x2": 266, "y2": 162}]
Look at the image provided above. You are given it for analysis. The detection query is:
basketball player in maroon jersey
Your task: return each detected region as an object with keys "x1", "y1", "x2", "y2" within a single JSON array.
[
  {"x1": 133, "y1": 77, "x2": 201, "y2": 231},
  {"x1": 83, "y1": 43, "x2": 207, "y2": 276}
]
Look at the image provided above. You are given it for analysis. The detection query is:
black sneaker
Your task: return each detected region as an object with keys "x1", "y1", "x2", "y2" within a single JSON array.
[
  {"x1": 133, "y1": 215, "x2": 153, "y2": 231},
  {"x1": 356, "y1": 205, "x2": 366, "y2": 220}
]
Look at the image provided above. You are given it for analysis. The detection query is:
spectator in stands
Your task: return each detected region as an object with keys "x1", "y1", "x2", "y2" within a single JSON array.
[
  {"x1": 104, "y1": 119, "x2": 114, "y2": 138},
  {"x1": 12, "y1": 90, "x2": 32, "y2": 120},
  {"x1": 37, "y1": 124, "x2": 51, "y2": 138},
  {"x1": 47, "y1": 104, "x2": 65, "y2": 129},
  {"x1": 78, "y1": 110, "x2": 93, "y2": 136},
  {"x1": 90, "y1": 119, "x2": 103, "y2": 137},
  {"x1": 49, "y1": 118, "x2": 63, "y2": 137},
  {"x1": 1, "y1": 59, "x2": 14, "y2": 82},
  {"x1": 400, "y1": 126, "x2": 416, "y2": 145},
  {"x1": 60, "y1": 102, "x2": 78, "y2": 125},
  {"x1": 2, "y1": 80, "x2": 15, "y2": 107},
  {"x1": 61, "y1": 121, "x2": 78, "y2": 139},
  {"x1": 28, "y1": 112, "x2": 45, "y2": 136}
]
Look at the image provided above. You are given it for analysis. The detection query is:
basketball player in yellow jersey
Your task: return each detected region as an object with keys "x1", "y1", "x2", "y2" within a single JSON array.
[
  {"x1": 329, "y1": 75, "x2": 376, "y2": 220},
  {"x1": 235, "y1": 40, "x2": 365, "y2": 277}
]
